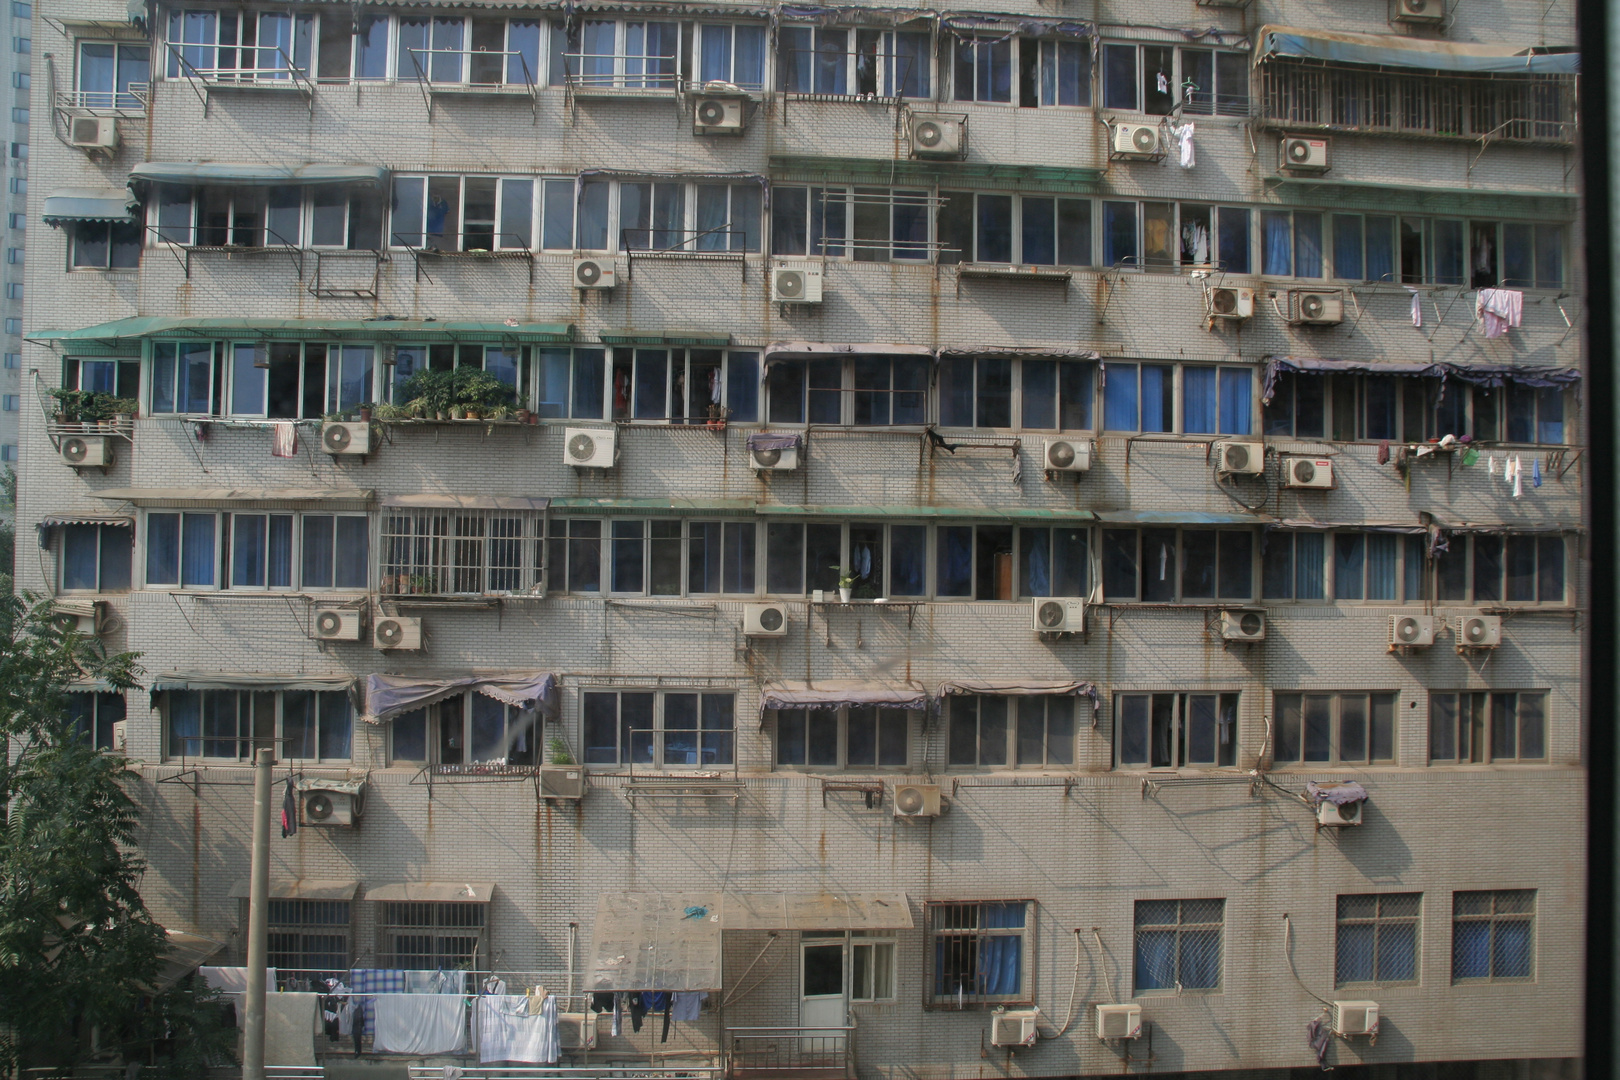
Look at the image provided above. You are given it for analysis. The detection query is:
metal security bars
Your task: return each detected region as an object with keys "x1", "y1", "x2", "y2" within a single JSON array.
[
  {"x1": 377, "y1": 901, "x2": 487, "y2": 969},
  {"x1": 267, "y1": 899, "x2": 352, "y2": 980},
  {"x1": 380, "y1": 510, "x2": 548, "y2": 596},
  {"x1": 1134, "y1": 898, "x2": 1223, "y2": 992},
  {"x1": 1257, "y1": 62, "x2": 1576, "y2": 146},
  {"x1": 924, "y1": 901, "x2": 1031, "y2": 1008},
  {"x1": 1452, "y1": 890, "x2": 1535, "y2": 982},
  {"x1": 1335, "y1": 893, "x2": 1419, "y2": 986}
]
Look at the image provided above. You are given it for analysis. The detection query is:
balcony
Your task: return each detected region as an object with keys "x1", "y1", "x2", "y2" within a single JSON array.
[{"x1": 726, "y1": 1026, "x2": 856, "y2": 1080}]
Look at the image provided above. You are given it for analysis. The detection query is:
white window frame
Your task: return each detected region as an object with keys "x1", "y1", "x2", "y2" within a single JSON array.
[
  {"x1": 163, "y1": 686, "x2": 355, "y2": 762},
  {"x1": 692, "y1": 22, "x2": 769, "y2": 93},
  {"x1": 141, "y1": 509, "x2": 371, "y2": 592},
  {"x1": 771, "y1": 706, "x2": 915, "y2": 770},
  {"x1": 777, "y1": 25, "x2": 930, "y2": 98},
  {"x1": 1114, "y1": 691, "x2": 1240, "y2": 769},
  {"x1": 580, "y1": 688, "x2": 738, "y2": 768},
  {"x1": 1271, "y1": 691, "x2": 1398, "y2": 766}
]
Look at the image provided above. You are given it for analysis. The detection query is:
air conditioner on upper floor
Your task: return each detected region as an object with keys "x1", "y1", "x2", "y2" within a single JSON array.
[
  {"x1": 321, "y1": 421, "x2": 371, "y2": 455},
  {"x1": 1394, "y1": 0, "x2": 1443, "y2": 24},
  {"x1": 1033, "y1": 597, "x2": 1086, "y2": 634},
  {"x1": 1284, "y1": 456, "x2": 1334, "y2": 489},
  {"x1": 69, "y1": 117, "x2": 117, "y2": 149},
  {"x1": 743, "y1": 602, "x2": 787, "y2": 637},
  {"x1": 989, "y1": 1007, "x2": 1040, "y2": 1047},
  {"x1": 1389, "y1": 614, "x2": 1438, "y2": 649},
  {"x1": 772, "y1": 263, "x2": 824, "y2": 304},
  {"x1": 313, "y1": 608, "x2": 363, "y2": 642},
  {"x1": 111, "y1": 720, "x2": 128, "y2": 752},
  {"x1": 1207, "y1": 287, "x2": 1254, "y2": 320},
  {"x1": 1096, "y1": 1003, "x2": 1142, "y2": 1040},
  {"x1": 910, "y1": 114, "x2": 964, "y2": 159},
  {"x1": 893, "y1": 783, "x2": 942, "y2": 817},
  {"x1": 53, "y1": 598, "x2": 104, "y2": 635},
  {"x1": 1318, "y1": 799, "x2": 1364, "y2": 827},
  {"x1": 1113, "y1": 122, "x2": 1162, "y2": 159},
  {"x1": 573, "y1": 257, "x2": 618, "y2": 289},
  {"x1": 373, "y1": 615, "x2": 422, "y2": 651},
  {"x1": 565, "y1": 427, "x2": 617, "y2": 468},
  {"x1": 1220, "y1": 609, "x2": 1266, "y2": 642},
  {"x1": 1281, "y1": 136, "x2": 1330, "y2": 172},
  {"x1": 300, "y1": 782, "x2": 365, "y2": 827},
  {"x1": 1217, "y1": 441, "x2": 1265, "y2": 475},
  {"x1": 1292, "y1": 290, "x2": 1345, "y2": 325},
  {"x1": 692, "y1": 93, "x2": 746, "y2": 135},
  {"x1": 1455, "y1": 613, "x2": 1501, "y2": 649},
  {"x1": 1332, "y1": 1000, "x2": 1380, "y2": 1036},
  {"x1": 750, "y1": 445, "x2": 799, "y2": 471},
  {"x1": 61, "y1": 435, "x2": 111, "y2": 467},
  {"x1": 1043, "y1": 437, "x2": 1091, "y2": 473}
]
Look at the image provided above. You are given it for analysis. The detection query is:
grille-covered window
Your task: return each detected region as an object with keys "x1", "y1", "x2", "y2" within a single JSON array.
[
  {"x1": 1336, "y1": 893, "x2": 1419, "y2": 986},
  {"x1": 267, "y1": 899, "x2": 351, "y2": 979},
  {"x1": 925, "y1": 900, "x2": 1030, "y2": 1007},
  {"x1": 1134, "y1": 898, "x2": 1223, "y2": 992},
  {"x1": 1452, "y1": 890, "x2": 1534, "y2": 982},
  {"x1": 381, "y1": 510, "x2": 547, "y2": 596},
  {"x1": 378, "y1": 901, "x2": 488, "y2": 970}
]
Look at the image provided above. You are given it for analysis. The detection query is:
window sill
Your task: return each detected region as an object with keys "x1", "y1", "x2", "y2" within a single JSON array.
[{"x1": 1133, "y1": 988, "x2": 1221, "y2": 998}]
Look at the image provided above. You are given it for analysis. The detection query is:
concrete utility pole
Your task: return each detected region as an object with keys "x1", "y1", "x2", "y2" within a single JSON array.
[{"x1": 242, "y1": 747, "x2": 273, "y2": 1080}]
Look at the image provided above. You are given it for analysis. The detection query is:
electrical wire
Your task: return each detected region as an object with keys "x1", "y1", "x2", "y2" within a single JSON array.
[
  {"x1": 1092, "y1": 927, "x2": 1115, "y2": 1001},
  {"x1": 720, "y1": 933, "x2": 780, "y2": 1007},
  {"x1": 1281, "y1": 914, "x2": 1335, "y2": 1007},
  {"x1": 1037, "y1": 928, "x2": 1083, "y2": 1039}
]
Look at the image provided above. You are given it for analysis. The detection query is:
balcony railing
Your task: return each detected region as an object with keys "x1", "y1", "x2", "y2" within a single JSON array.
[
  {"x1": 726, "y1": 1026, "x2": 855, "y2": 1080},
  {"x1": 55, "y1": 84, "x2": 148, "y2": 116},
  {"x1": 402, "y1": 47, "x2": 539, "y2": 120},
  {"x1": 163, "y1": 41, "x2": 315, "y2": 115}
]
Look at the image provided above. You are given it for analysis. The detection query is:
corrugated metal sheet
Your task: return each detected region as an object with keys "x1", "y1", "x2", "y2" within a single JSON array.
[
  {"x1": 88, "y1": 486, "x2": 373, "y2": 508},
  {"x1": 1095, "y1": 510, "x2": 1269, "y2": 526},
  {"x1": 228, "y1": 879, "x2": 361, "y2": 900},
  {"x1": 1256, "y1": 24, "x2": 1579, "y2": 74},
  {"x1": 152, "y1": 672, "x2": 359, "y2": 693},
  {"x1": 128, "y1": 162, "x2": 388, "y2": 188},
  {"x1": 381, "y1": 495, "x2": 550, "y2": 511},
  {"x1": 549, "y1": 497, "x2": 758, "y2": 514},
  {"x1": 586, "y1": 891, "x2": 724, "y2": 992},
  {"x1": 41, "y1": 188, "x2": 138, "y2": 225},
  {"x1": 756, "y1": 503, "x2": 1096, "y2": 521},
  {"x1": 723, "y1": 892, "x2": 914, "y2": 931},
  {"x1": 31, "y1": 317, "x2": 574, "y2": 344},
  {"x1": 364, "y1": 882, "x2": 496, "y2": 903}
]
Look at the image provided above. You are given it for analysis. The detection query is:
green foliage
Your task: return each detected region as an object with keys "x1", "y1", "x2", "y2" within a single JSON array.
[
  {"x1": 0, "y1": 592, "x2": 217, "y2": 1075},
  {"x1": 48, "y1": 390, "x2": 137, "y2": 421},
  {"x1": 397, "y1": 367, "x2": 518, "y2": 414}
]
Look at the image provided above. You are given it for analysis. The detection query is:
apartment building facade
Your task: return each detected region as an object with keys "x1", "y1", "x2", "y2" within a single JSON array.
[{"x1": 15, "y1": 0, "x2": 1584, "y2": 1075}]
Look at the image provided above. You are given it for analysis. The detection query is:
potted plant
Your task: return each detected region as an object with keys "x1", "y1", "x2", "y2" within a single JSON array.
[
  {"x1": 106, "y1": 397, "x2": 139, "y2": 423},
  {"x1": 515, "y1": 407, "x2": 531, "y2": 424},
  {"x1": 49, "y1": 388, "x2": 96, "y2": 424},
  {"x1": 396, "y1": 369, "x2": 455, "y2": 421},
  {"x1": 409, "y1": 574, "x2": 434, "y2": 595},
  {"x1": 832, "y1": 567, "x2": 857, "y2": 603},
  {"x1": 359, "y1": 402, "x2": 373, "y2": 424},
  {"x1": 451, "y1": 369, "x2": 518, "y2": 420}
]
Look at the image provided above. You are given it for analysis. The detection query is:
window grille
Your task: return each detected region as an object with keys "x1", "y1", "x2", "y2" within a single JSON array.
[
  {"x1": 380, "y1": 510, "x2": 547, "y2": 595},
  {"x1": 377, "y1": 901, "x2": 488, "y2": 970},
  {"x1": 924, "y1": 900, "x2": 1031, "y2": 1007},
  {"x1": 266, "y1": 898, "x2": 352, "y2": 978},
  {"x1": 1134, "y1": 898, "x2": 1223, "y2": 992}
]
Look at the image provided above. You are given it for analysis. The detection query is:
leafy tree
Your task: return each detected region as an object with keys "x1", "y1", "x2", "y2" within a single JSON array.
[{"x1": 0, "y1": 592, "x2": 233, "y2": 1075}]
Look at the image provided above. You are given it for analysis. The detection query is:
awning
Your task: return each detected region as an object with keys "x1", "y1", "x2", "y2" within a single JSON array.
[
  {"x1": 38, "y1": 513, "x2": 134, "y2": 528},
  {"x1": 149, "y1": 930, "x2": 227, "y2": 992},
  {"x1": 586, "y1": 891, "x2": 724, "y2": 993},
  {"x1": 745, "y1": 432, "x2": 802, "y2": 453},
  {"x1": 548, "y1": 497, "x2": 758, "y2": 515},
  {"x1": 598, "y1": 333, "x2": 731, "y2": 348},
  {"x1": 758, "y1": 680, "x2": 928, "y2": 723},
  {"x1": 938, "y1": 679, "x2": 1100, "y2": 711},
  {"x1": 152, "y1": 672, "x2": 359, "y2": 694},
  {"x1": 722, "y1": 892, "x2": 913, "y2": 931},
  {"x1": 87, "y1": 486, "x2": 373, "y2": 509},
  {"x1": 1270, "y1": 519, "x2": 1426, "y2": 535},
  {"x1": 42, "y1": 188, "x2": 138, "y2": 226},
  {"x1": 937, "y1": 345, "x2": 1102, "y2": 360},
  {"x1": 1095, "y1": 510, "x2": 1267, "y2": 526},
  {"x1": 938, "y1": 11, "x2": 1091, "y2": 42},
  {"x1": 779, "y1": 5, "x2": 934, "y2": 27},
  {"x1": 764, "y1": 341, "x2": 934, "y2": 366},
  {"x1": 1262, "y1": 357, "x2": 1582, "y2": 403},
  {"x1": 756, "y1": 503, "x2": 1095, "y2": 522},
  {"x1": 1425, "y1": 513, "x2": 1580, "y2": 535},
  {"x1": 1306, "y1": 780, "x2": 1368, "y2": 806},
  {"x1": 227, "y1": 879, "x2": 360, "y2": 901},
  {"x1": 770, "y1": 155, "x2": 1102, "y2": 191},
  {"x1": 128, "y1": 162, "x2": 389, "y2": 189},
  {"x1": 364, "y1": 672, "x2": 558, "y2": 723},
  {"x1": 1255, "y1": 24, "x2": 1579, "y2": 74},
  {"x1": 381, "y1": 495, "x2": 550, "y2": 511},
  {"x1": 365, "y1": 882, "x2": 495, "y2": 903},
  {"x1": 30, "y1": 317, "x2": 575, "y2": 346}
]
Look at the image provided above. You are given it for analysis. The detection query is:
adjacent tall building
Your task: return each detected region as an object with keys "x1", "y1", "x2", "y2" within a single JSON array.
[{"x1": 17, "y1": 0, "x2": 1584, "y2": 1075}]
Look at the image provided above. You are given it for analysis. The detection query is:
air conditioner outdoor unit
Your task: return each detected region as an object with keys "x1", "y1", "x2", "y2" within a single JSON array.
[
  {"x1": 1389, "y1": 614, "x2": 1438, "y2": 648},
  {"x1": 1043, "y1": 437, "x2": 1091, "y2": 473},
  {"x1": 540, "y1": 767, "x2": 586, "y2": 800},
  {"x1": 573, "y1": 257, "x2": 618, "y2": 289},
  {"x1": 1332, "y1": 1000, "x2": 1380, "y2": 1036},
  {"x1": 1394, "y1": 0, "x2": 1443, "y2": 23},
  {"x1": 1033, "y1": 597, "x2": 1086, "y2": 634},
  {"x1": 692, "y1": 94, "x2": 746, "y2": 135},
  {"x1": 558, "y1": 1011, "x2": 598, "y2": 1050},
  {"x1": 1284, "y1": 456, "x2": 1334, "y2": 489},
  {"x1": 53, "y1": 598, "x2": 104, "y2": 635},
  {"x1": 750, "y1": 446, "x2": 799, "y2": 471},
  {"x1": 1317, "y1": 799, "x2": 1364, "y2": 827},
  {"x1": 111, "y1": 719, "x2": 127, "y2": 751},
  {"x1": 1113, "y1": 122, "x2": 1162, "y2": 158},
  {"x1": 893, "y1": 782, "x2": 942, "y2": 818},
  {"x1": 1293, "y1": 290, "x2": 1345, "y2": 325},
  {"x1": 1217, "y1": 441, "x2": 1265, "y2": 475},
  {"x1": 1220, "y1": 609, "x2": 1267, "y2": 642},
  {"x1": 69, "y1": 116, "x2": 117, "y2": 149},
  {"x1": 772, "y1": 263, "x2": 824, "y2": 304},
  {"x1": 373, "y1": 615, "x2": 422, "y2": 651},
  {"x1": 61, "y1": 435, "x2": 111, "y2": 467},
  {"x1": 321, "y1": 421, "x2": 370, "y2": 455},
  {"x1": 313, "y1": 608, "x2": 362, "y2": 642},
  {"x1": 300, "y1": 782, "x2": 365, "y2": 827},
  {"x1": 564, "y1": 426, "x2": 617, "y2": 468},
  {"x1": 1456, "y1": 614, "x2": 1502, "y2": 649},
  {"x1": 1096, "y1": 1003, "x2": 1142, "y2": 1040},
  {"x1": 1208, "y1": 287, "x2": 1254, "y2": 320},
  {"x1": 989, "y1": 1007, "x2": 1040, "y2": 1048},
  {"x1": 743, "y1": 602, "x2": 787, "y2": 637},
  {"x1": 910, "y1": 114, "x2": 963, "y2": 158},
  {"x1": 1281, "y1": 136, "x2": 1330, "y2": 172}
]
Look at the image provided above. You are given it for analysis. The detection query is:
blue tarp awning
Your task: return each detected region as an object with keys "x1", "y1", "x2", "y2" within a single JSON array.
[
  {"x1": 1263, "y1": 357, "x2": 1581, "y2": 403},
  {"x1": 1256, "y1": 25, "x2": 1579, "y2": 75},
  {"x1": 128, "y1": 162, "x2": 388, "y2": 188},
  {"x1": 42, "y1": 188, "x2": 137, "y2": 225}
]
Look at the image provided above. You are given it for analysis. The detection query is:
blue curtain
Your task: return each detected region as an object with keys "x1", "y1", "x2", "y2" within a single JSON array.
[
  {"x1": 232, "y1": 514, "x2": 266, "y2": 587},
  {"x1": 938, "y1": 527, "x2": 973, "y2": 596},
  {"x1": 1294, "y1": 213, "x2": 1323, "y2": 278},
  {"x1": 700, "y1": 23, "x2": 730, "y2": 82},
  {"x1": 1365, "y1": 216, "x2": 1395, "y2": 283},
  {"x1": 1218, "y1": 368, "x2": 1251, "y2": 435},
  {"x1": 1142, "y1": 366, "x2": 1173, "y2": 432},
  {"x1": 1365, "y1": 535, "x2": 1399, "y2": 600},
  {"x1": 168, "y1": 690, "x2": 201, "y2": 756},
  {"x1": 334, "y1": 517, "x2": 369, "y2": 589},
  {"x1": 1377, "y1": 924, "x2": 1416, "y2": 981},
  {"x1": 180, "y1": 513, "x2": 215, "y2": 587},
  {"x1": 1335, "y1": 533, "x2": 1364, "y2": 600},
  {"x1": 778, "y1": 27, "x2": 810, "y2": 91},
  {"x1": 1261, "y1": 211, "x2": 1291, "y2": 276},
  {"x1": 1102, "y1": 202, "x2": 1136, "y2": 267},
  {"x1": 1104, "y1": 364, "x2": 1138, "y2": 431},
  {"x1": 62, "y1": 525, "x2": 99, "y2": 590},
  {"x1": 1135, "y1": 930, "x2": 1175, "y2": 990},
  {"x1": 1182, "y1": 368, "x2": 1217, "y2": 434},
  {"x1": 303, "y1": 515, "x2": 334, "y2": 589},
  {"x1": 147, "y1": 513, "x2": 180, "y2": 585},
  {"x1": 1452, "y1": 921, "x2": 1491, "y2": 979},
  {"x1": 979, "y1": 903, "x2": 1025, "y2": 995},
  {"x1": 891, "y1": 525, "x2": 926, "y2": 596},
  {"x1": 1332, "y1": 215, "x2": 1363, "y2": 281},
  {"x1": 1295, "y1": 533, "x2": 1325, "y2": 600},
  {"x1": 1493, "y1": 921, "x2": 1531, "y2": 977},
  {"x1": 267, "y1": 515, "x2": 293, "y2": 588},
  {"x1": 1179, "y1": 929, "x2": 1221, "y2": 989}
]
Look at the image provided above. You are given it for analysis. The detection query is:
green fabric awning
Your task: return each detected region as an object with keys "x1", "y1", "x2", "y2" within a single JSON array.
[
  {"x1": 548, "y1": 497, "x2": 758, "y2": 515},
  {"x1": 30, "y1": 317, "x2": 575, "y2": 345},
  {"x1": 755, "y1": 503, "x2": 1096, "y2": 522},
  {"x1": 42, "y1": 188, "x2": 138, "y2": 225},
  {"x1": 128, "y1": 162, "x2": 388, "y2": 188},
  {"x1": 1264, "y1": 176, "x2": 1576, "y2": 220},
  {"x1": 598, "y1": 332, "x2": 731, "y2": 347},
  {"x1": 1095, "y1": 510, "x2": 1268, "y2": 526}
]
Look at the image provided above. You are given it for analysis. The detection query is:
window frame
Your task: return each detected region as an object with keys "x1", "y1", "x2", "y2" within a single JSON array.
[
  {"x1": 1101, "y1": 527, "x2": 1257, "y2": 603},
  {"x1": 580, "y1": 688, "x2": 737, "y2": 768},
  {"x1": 777, "y1": 25, "x2": 931, "y2": 99},
  {"x1": 1335, "y1": 893, "x2": 1420, "y2": 988},
  {"x1": 387, "y1": 689, "x2": 541, "y2": 767},
  {"x1": 164, "y1": 686, "x2": 354, "y2": 762},
  {"x1": 943, "y1": 694, "x2": 1079, "y2": 770},
  {"x1": 1114, "y1": 691, "x2": 1239, "y2": 769},
  {"x1": 772, "y1": 706, "x2": 916, "y2": 770},
  {"x1": 936, "y1": 191, "x2": 1095, "y2": 267},
  {"x1": 1434, "y1": 533, "x2": 1569, "y2": 606},
  {"x1": 924, "y1": 900, "x2": 1034, "y2": 1008},
  {"x1": 1133, "y1": 897, "x2": 1225, "y2": 994},
  {"x1": 266, "y1": 897, "x2": 353, "y2": 979},
  {"x1": 376, "y1": 900, "x2": 488, "y2": 970},
  {"x1": 68, "y1": 218, "x2": 144, "y2": 270},
  {"x1": 1451, "y1": 889, "x2": 1535, "y2": 983},
  {"x1": 68, "y1": 690, "x2": 127, "y2": 750},
  {"x1": 75, "y1": 39, "x2": 150, "y2": 109},
  {"x1": 1428, "y1": 691, "x2": 1549, "y2": 765},
  {"x1": 143, "y1": 509, "x2": 370, "y2": 592},
  {"x1": 59, "y1": 522, "x2": 134, "y2": 593},
  {"x1": 1271, "y1": 691, "x2": 1397, "y2": 766},
  {"x1": 1101, "y1": 42, "x2": 1248, "y2": 117}
]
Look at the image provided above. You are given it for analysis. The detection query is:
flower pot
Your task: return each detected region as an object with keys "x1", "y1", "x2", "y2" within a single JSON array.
[
  {"x1": 114, "y1": 413, "x2": 133, "y2": 424},
  {"x1": 839, "y1": 587, "x2": 852, "y2": 603},
  {"x1": 465, "y1": 408, "x2": 481, "y2": 421},
  {"x1": 359, "y1": 406, "x2": 372, "y2": 423},
  {"x1": 515, "y1": 409, "x2": 531, "y2": 423},
  {"x1": 436, "y1": 410, "x2": 449, "y2": 421}
]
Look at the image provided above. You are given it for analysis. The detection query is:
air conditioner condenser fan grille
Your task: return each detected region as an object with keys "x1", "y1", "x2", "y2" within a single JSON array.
[
  {"x1": 1225, "y1": 445, "x2": 1250, "y2": 470},
  {"x1": 1211, "y1": 290, "x2": 1237, "y2": 314},
  {"x1": 1133, "y1": 126, "x2": 1157, "y2": 152},
  {"x1": 324, "y1": 426, "x2": 351, "y2": 450},
  {"x1": 1037, "y1": 602, "x2": 1065, "y2": 628},
  {"x1": 1047, "y1": 442, "x2": 1075, "y2": 468},
  {"x1": 317, "y1": 613, "x2": 342, "y2": 634},
  {"x1": 916, "y1": 121, "x2": 942, "y2": 146},
  {"x1": 755, "y1": 448, "x2": 781, "y2": 466},
  {"x1": 896, "y1": 788, "x2": 924, "y2": 813},
  {"x1": 1397, "y1": 619, "x2": 1420, "y2": 642},
  {"x1": 697, "y1": 101, "x2": 725, "y2": 124},
  {"x1": 776, "y1": 272, "x2": 804, "y2": 297},
  {"x1": 568, "y1": 434, "x2": 595, "y2": 460},
  {"x1": 758, "y1": 607, "x2": 783, "y2": 631},
  {"x1": 576, "y1": 261, "x2": 601, "y2": 285},
  {"x1": 377, "y1": 621, "x2": 402, "y2": 644},
  {"x1": 63, "y1": 439, "x2": 88, "y2": 462},
  {"x1": 1301, "y1": 295, "x2": 1326, "y2": 319},
  {"x1": 1240, "y1": 613, "x2": 1262, "y2": 635},
  {"x1": 1294, "y1": 461, "x2": 1316, "y2": 483}
]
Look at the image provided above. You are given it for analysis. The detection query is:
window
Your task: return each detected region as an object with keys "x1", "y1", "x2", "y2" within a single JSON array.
[
  {"x1": 1452, "y1": 890, "x2": 1535, "y2": 982},
  {"x1": 1115, "y1": 692, "x2": 1238, "y2": 768},
  {"x1": 1429, "y1": 691, "x2": 1548, "y2": 764},
  {"x1": 555, "y1": 18, "x2": 677, "y2": 90},
  {"x1": 546, "y1": 518, "x2": 602, "y2": 593},
  {"x1": 1102, "y1": 528, "x2": 1254, "y2": 602},
  {"x1": 802, "y1": 932, "x2": 895, "y2": 1002},
  {"x1": 378, "y1": 901, "x2": 486, "y2": 970},
  {"x1": 7, "y1": 247, "x2": 20, "y2": 264},
  {"x1": 1336, "y1": 894, "x2": 1419, "y2": 987},
  {"x1": 12, "y1": 2, "x2": 29, "y2": 18},
  {"x1": 6, "y1": 178, "x2": 20, "y2": 193},
  {"x1": 1273, "y1": 692, "x2": 1395, "y2": 765},
  {"x1": 0, "y1": 444, "x2": 12, "y2": 461},
  {"x1": 778, "y1": 26, "x2": 929, "y2": 98},
  {"x1": 2, "y1": 318, "x2": 18, "y2": 334},
  {"x1": 946, "y1": 695, "x2": 1075, "y2": 768},
  {"x1": 389, "y1": 691, "x2": 540, "y2": 766},
  {"x1": 68, "y1": 691, "x2": 126, "y2": 750},
  {"x1": 531, "y1": 347, "x2": 757, "y2": 423},
  {"x1": 566, "y1": 176, "x2": 761, "y2": 254},
  {"x1": 1260, "y1": 210, "x2": 1324, "y2": 278},
  {"x1": 390, "y1": 174, "x2": 534, "y2": 251},
  {"x1": 9, "y1": 108, "x2": 24, "y2": 124},
  {"x1": 1101, "y1": 201, "x2": 1251, "y2": 272},
  {"x1": 957, "y1": 36, "x2": 1089, "y2": 107},
  {"x1": 11, "y1": 73, "x2": 26, "y2": 89},
  {"x1": 1134, "y1": 899, "x2": 1223, "y2": 992},
  {"x1": 268, "y1": 899, "x2": 351, "y2": 979},
  {"x1": 1265, "y1": 532, "x2": 1426, "y2": 603},
  {"x1": 166, "y1": 687, "x2": 352, "y2": 761},
  {"x1": 151, "y1": 340, "x2": 379, "y2": 418},
  {"x1": 1101, "y1": 363, "x2": 1252, "y2": 435},
  {"x1": 687, "y1": 520, "x2": 758, "y2": 595},
  {"x1": 769, "y1": 186, "x2": 927, "y2": 262},
  {"x1": 151, "y1": 183, "x2": 383, "y2": 250},
  {"x1": 1103, "y1": 43, "x2": 1246, "y2": 116},
  {"x1": 582, "y1": 690, "x2": 735, "y2": 766},
  {"x1": 1265, "y1": 372, "x2": 1567, "y2": 445},
  {"x1": 926, "y1": 901, "x2": 1030, "y2": 1006},
  {"x1": 61, "y1": 522, "x2": 133, "y2": 592},
  {"x1": 8, "y1": 143, "x2": 24, "y2": 160},
  {"x1": 12, "y1": 36, "x2": 28, "y2": 53},
  {"x1": 72, "y1": 220, "x2": 142, "y2": 269},
  {"x1": 3, "y1": 282, "x2": 16, "y2": 299},
  {"x1": 936, "y1": 193, "x2": 1092, "y2": 266},
  {"x1": 934, "y1": 523, "x2": 1088, "y2": 600},
  {"x1": 147, "y1": 511, "x2": 367, "y2": 590},
  {"x1": 164, "y1": 8, "x2": 312, "y2": 79},
  {"x1": 775, "y1": 706, "x2": 913, "y2": 768},
  {"x1": 938, "y1": 356, "x2": 1095, "y2": 431},
  {"x1": 1435, "y1": 534, "x2": 1566, "y2": 604},
  {"x1": 767, "y1": 354, "x2": 928, "y2": 425},
  {"x1": 696, "y1": 23, "x2": 766, "y2": 92},
  {"x1": 0, "y1": 394, "x2": 14, "y2": 410},
  {"x1": 2, "y1": 352, "x2": 15, "y2": 367},
  {"x1": 382, "y1": 508, "x2": 542, "y2": 596},
  {"x1": 395, "y1": 15, "x2": 540, "y2": 85}
]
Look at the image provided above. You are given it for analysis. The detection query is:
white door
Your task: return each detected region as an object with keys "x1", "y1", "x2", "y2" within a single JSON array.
[{"x1": 799, "y1": 939, "x2": 846, "y2": 1057}]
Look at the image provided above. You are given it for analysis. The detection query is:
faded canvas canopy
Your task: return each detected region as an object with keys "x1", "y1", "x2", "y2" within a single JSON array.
[
  {"x1": 938, "y1": 678, "x2": 1100, "y2": 711},
  {"x1": 364, "y1": 672, "x2": 558, "y2": 723},
  {"x1": 758, "y1": 680, "x2": 929, "y2": 723},
  {"x1": 1255, "y1": 25, "x2": 1579, "y2": 74}
]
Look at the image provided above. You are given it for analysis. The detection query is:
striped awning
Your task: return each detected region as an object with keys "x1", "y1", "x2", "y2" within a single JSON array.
[{"x1": 42, "y1": 188, "x2": 138, "y2": 225}]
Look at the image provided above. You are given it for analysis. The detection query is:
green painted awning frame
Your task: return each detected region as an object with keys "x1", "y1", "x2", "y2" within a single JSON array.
[
  {"x1": 1264, "y1": 176, "x2": 1578, "y2": 220},
  {"x1": 30, "y1": 317, "x2": 576, "y2": 347},
  {"x1": 549, "y1": 497, "x2": 759, "y2": 515},
  {"x1": 755, "y1": 503, "x2": 1097, "y2": 522},
  {"x1": 770, "y1": 155, "x2": 1102, "y2": 193},
  {"x1": 597, "y1": 333, "x2": 732, "y2": 347}
]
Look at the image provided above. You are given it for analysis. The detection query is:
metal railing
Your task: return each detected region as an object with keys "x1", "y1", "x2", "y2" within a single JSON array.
[
  {"x1": 562, "y1": 51, "x2": 680, "y2": 92},
  {"x1": 164, "y1": 41, "x2": 314, "y2": 91},
  {"x1": 143, "y1": 223, "x2": 306, "y2": 281},
  {"x1": 56, "y1": 82, "x2": 148, "y2": 114},
  {"x1": 409, "y1": 1069, "x2": 723, "y2": 1080},
  {"x1": 725, "y1": 1026, "x2": 854, "y2": 1079},
  {"x1": 404, "y1": 47, "x2": 539, "y2": 120}
]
